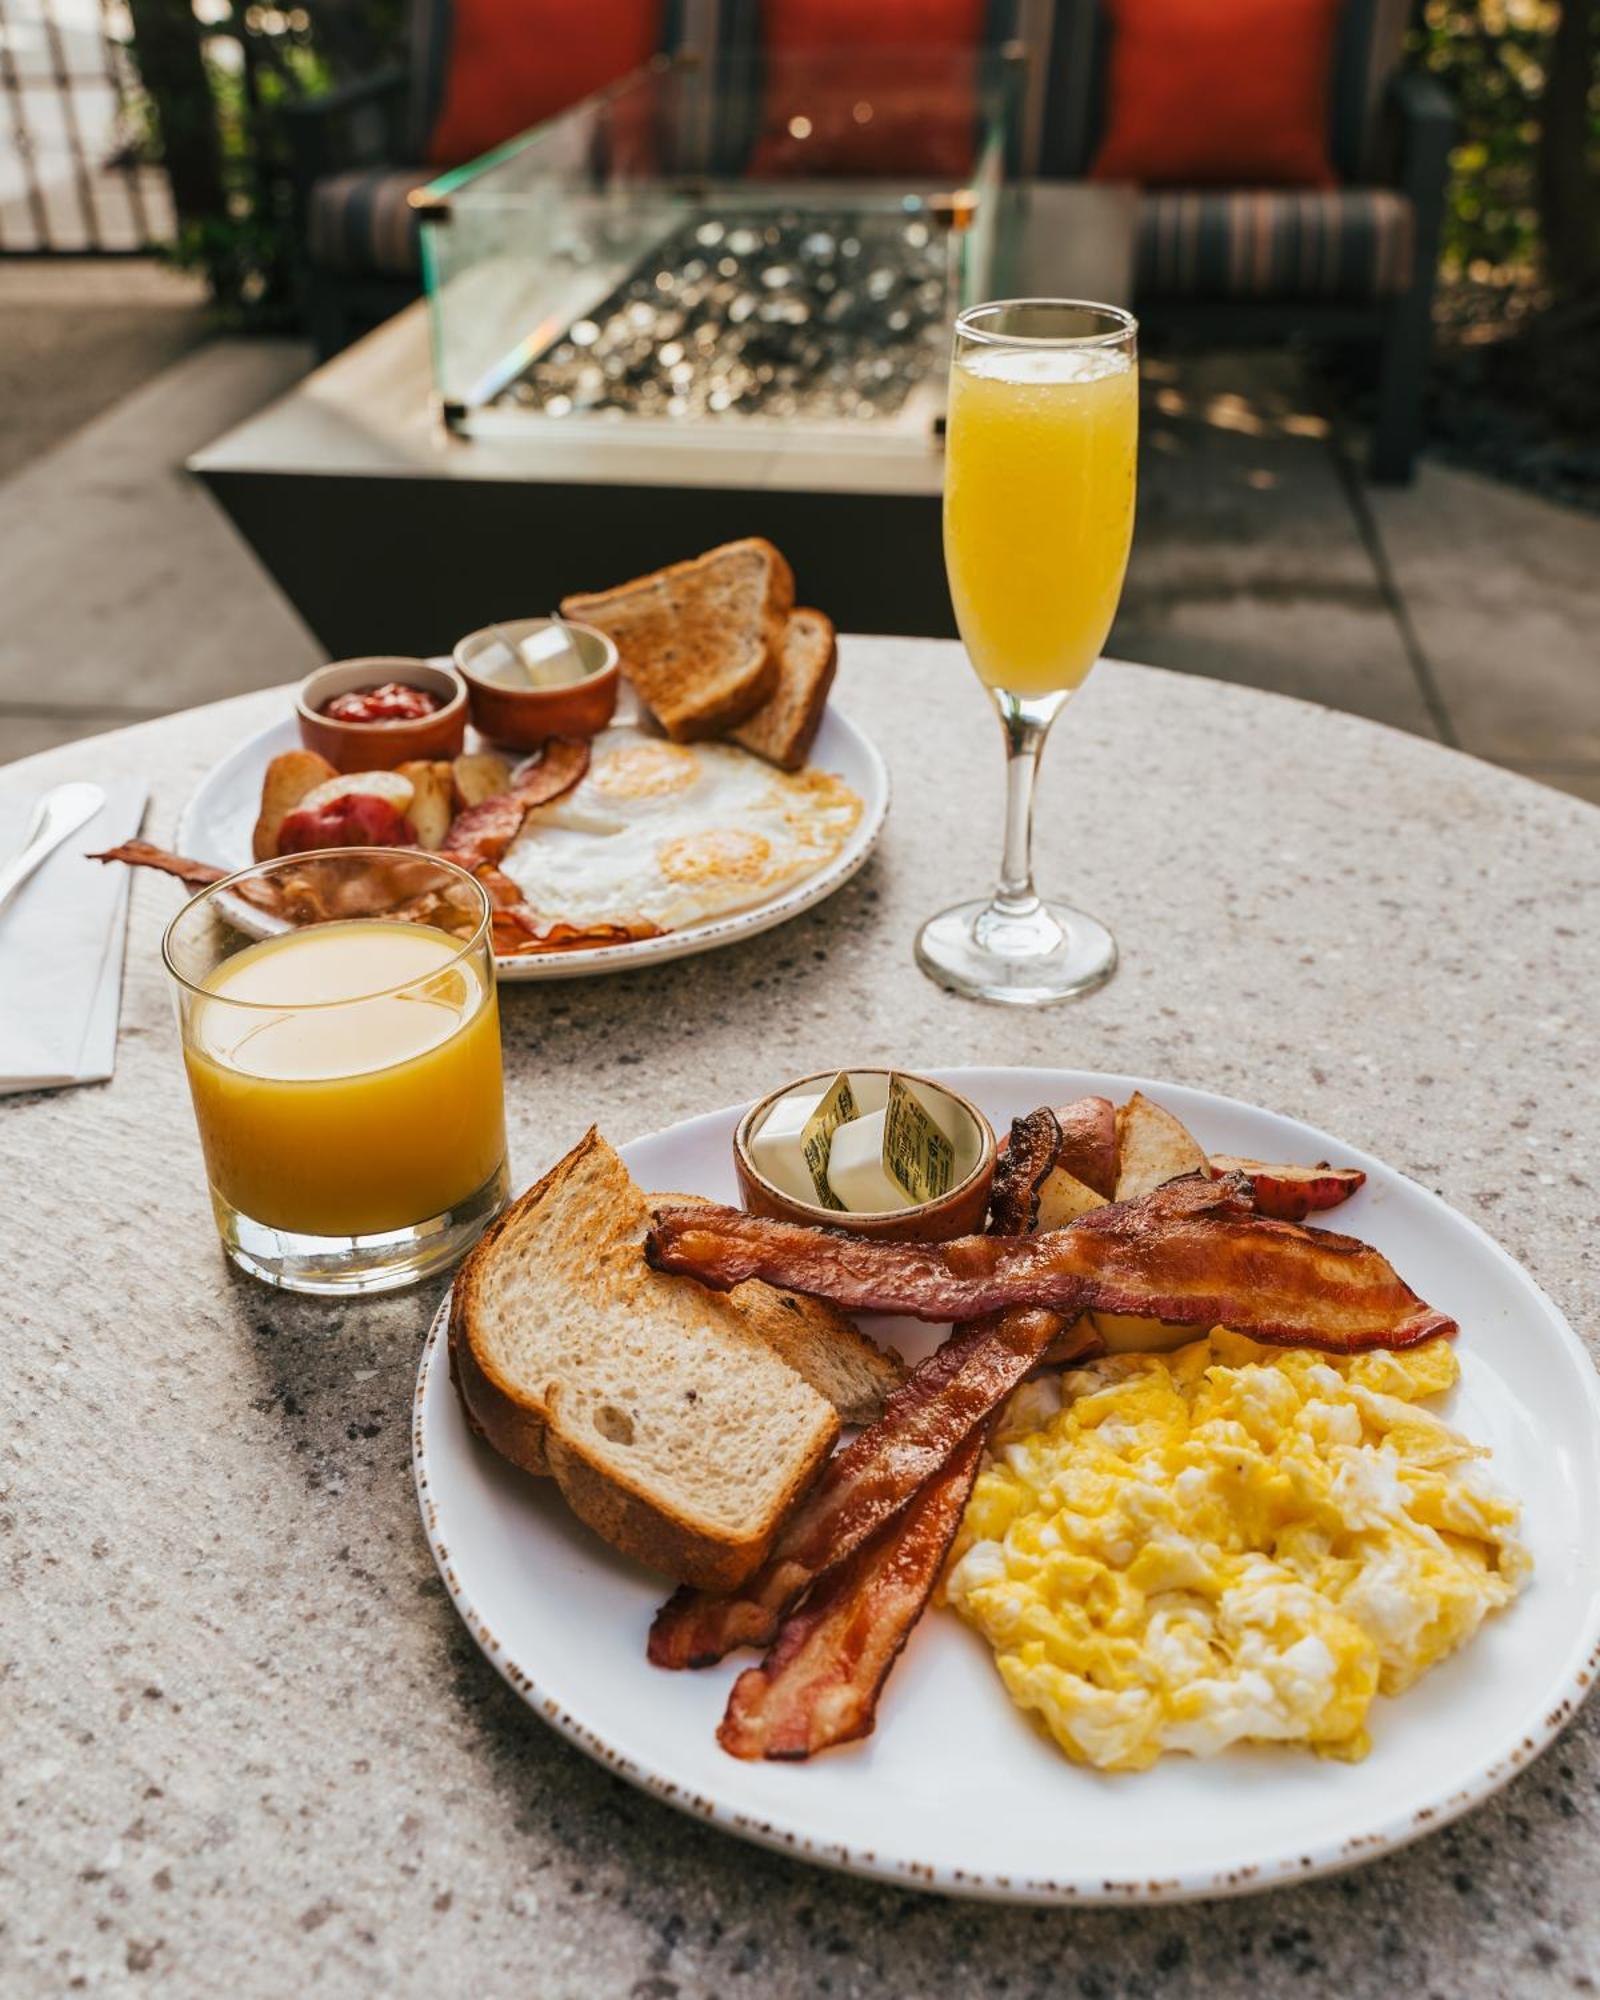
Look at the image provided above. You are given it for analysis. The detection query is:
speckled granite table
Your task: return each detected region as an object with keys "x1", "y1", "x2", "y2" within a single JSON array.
[{"x1": 4, "y1": 640, "x2": 1598, "y2": 1999}]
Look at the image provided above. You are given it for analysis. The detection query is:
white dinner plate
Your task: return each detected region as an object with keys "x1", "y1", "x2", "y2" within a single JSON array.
[
  {"x1": 412, "y1": 1069, "x2": 1600, "y2": 1903},
  {"x1": 176, "y1": 699, "x2": 889, "y2": 980}
]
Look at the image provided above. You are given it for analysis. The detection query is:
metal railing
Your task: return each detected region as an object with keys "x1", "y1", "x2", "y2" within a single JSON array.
[{"x1": 0, "y1": 0, "x2": 172, "y2": 251}]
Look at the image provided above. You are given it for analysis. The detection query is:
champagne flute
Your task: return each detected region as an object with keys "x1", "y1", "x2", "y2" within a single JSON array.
[{"x1": 916, "y1": 299, "x2": 1138, "y2": 1006}]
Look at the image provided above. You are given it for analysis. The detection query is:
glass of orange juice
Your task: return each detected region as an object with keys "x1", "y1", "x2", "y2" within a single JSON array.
[
  {"x1": 917, "y1": 298, "x2": 1138, "y2": 1006},
  {"x1": 163, "y1": 849, "x2": 508, "y2": 1293}
]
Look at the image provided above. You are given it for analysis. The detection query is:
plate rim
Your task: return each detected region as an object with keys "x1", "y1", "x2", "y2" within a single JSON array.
[
  {"x1": 175, "y1": 705, "x2": 891, "y2": 980},
  {"x1": 411, "y1": 1066, "x2": 1600, "y2": 1905}
]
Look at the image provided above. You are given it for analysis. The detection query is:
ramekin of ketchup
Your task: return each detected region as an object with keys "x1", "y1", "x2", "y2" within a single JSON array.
[
  {"x1": 296, "y1": 657, "x2": 467, "y2": 773},
  {"x1": 322, "y1": 681, "x2": 443, "y2": 725}
]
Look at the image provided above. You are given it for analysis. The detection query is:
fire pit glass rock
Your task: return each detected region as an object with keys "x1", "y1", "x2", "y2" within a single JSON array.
[{"x1": 497, "y1": 209, "x2": 953, "y2": 424}]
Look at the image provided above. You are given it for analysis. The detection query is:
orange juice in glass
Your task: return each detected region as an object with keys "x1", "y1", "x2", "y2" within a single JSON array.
[
  {"x1": 919, "y1": 299, "x2": 1138, "y2": 1006},
  {"x1": 164, "y1": 850, "x2": 508, "y2": 1293}
]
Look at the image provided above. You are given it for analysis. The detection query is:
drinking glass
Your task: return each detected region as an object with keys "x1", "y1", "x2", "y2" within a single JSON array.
[
  {"x1": 916, "y1": 299, "x2": 1138, "y2": 1005},
  {"x1": 163, "y1": 849, "x2": 509, "y2": 1294}
]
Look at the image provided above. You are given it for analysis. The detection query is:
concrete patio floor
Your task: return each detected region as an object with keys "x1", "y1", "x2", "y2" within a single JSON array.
[{"x1": 0, "y1": 270, "x2": 1594, "y2": 807}]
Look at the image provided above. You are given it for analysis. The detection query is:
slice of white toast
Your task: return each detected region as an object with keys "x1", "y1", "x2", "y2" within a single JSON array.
[
  {"x1": 650, "y1": 1191, "x2": 904, "y2": 1424},
  {"x1": 561, "y1": 539, "x2": 793, "y2": 742},
  {"x1": 449, "y1": 1129, "x2": 839, "y2": 1591},
  {"x1": 730, "y1": 608, "x2": 838, "y2": 771}
]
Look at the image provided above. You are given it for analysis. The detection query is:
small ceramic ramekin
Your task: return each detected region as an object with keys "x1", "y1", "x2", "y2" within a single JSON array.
[
  {"x1": 734, "y1": 1068, "x2": 997, "y2": 1244},
  {"x1": 296, "y1": 658, "x2": 467, "y2": 772},
  {"x1": 454, "y1": 618, "x2": 620, "y2": 748}
]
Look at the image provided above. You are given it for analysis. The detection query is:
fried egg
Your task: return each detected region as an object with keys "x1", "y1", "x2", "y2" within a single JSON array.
[
  {"x1": 944, "y1": 1331, "x2": 1530, "y2": 1771},
  {"x1": 498, "y1": 725, "x2": 862, "y2": 934}
]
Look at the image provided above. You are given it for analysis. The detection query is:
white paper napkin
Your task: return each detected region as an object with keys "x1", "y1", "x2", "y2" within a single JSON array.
[{"x1": 0, "y1": 777, "x2": 149, "y2": 1095}]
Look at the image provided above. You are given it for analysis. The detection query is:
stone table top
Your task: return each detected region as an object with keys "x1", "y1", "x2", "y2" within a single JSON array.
[{"x1": 4, "y1": 639, "x2": 1598, "y2": 1999}]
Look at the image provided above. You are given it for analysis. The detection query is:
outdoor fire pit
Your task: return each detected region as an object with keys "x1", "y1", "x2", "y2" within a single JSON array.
[{"x1": 414, "y1": 54, "x2": 1020, "y2": 446}]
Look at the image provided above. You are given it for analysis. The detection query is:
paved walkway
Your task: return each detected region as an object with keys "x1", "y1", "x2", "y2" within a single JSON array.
[{"x1": 0, "y1": 313, "x2": 1594, "y2": 806}]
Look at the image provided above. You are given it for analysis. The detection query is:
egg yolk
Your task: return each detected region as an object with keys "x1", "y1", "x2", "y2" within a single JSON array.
[
  {"x1": 592, "y1": 742, "x2": 700, "y2": 798},
  {"x1": 657, "y1": 828, "x2": 773, "y2": 884}
]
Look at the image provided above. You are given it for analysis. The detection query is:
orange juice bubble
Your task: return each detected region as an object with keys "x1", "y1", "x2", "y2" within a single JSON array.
[
  {"x1": 184, "y1": 920, "x2": 505, "y2": 1237},
  {"x1": 943, "y1": 344, "x2": 1138, "y2": 698}
]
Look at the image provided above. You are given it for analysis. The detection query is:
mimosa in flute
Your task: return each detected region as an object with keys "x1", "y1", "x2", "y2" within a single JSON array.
[
  {"x1": 164, "y1": 851, "x2": 508, "y2": 1294},
  {"x1": 918, "y1": 300, "x2": 1138, "y2": 1006}
]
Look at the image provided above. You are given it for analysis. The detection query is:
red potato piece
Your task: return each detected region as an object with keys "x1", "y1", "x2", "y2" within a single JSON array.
[
  {"x1": 276, "y1": 792, "x2": 416, "y2": 854},
  {"x1": 1113, "y1": 1092, "x2": 1211, "y2": 1201},
  {"x1": 1210, "y1": 1155, "x2": 1366, "y2": 1221},
  {"x1": 1054, "y1": 1095, "x2": 1117, "y2": 1197}
]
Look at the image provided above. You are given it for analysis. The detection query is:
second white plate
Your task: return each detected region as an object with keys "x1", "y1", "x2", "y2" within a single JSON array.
[
  {"x1": 177, "y1": 701, "x2": 889, "y2": 980},
  {"x1": 412, "y1": 1069, "x2": 1600, "y2": 1903}
]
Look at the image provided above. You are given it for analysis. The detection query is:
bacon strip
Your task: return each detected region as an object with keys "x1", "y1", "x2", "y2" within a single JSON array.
[
  {"x1": 510, "y1": 738, "x2": 590, "y2": 805},
  {"x1": 94, "y1": 834, "x2": 658, "y2": 956},
  {"x1": 440, "y1": 793, "x2": 528, "y2": 869},
  {"x1": 91, "y1": 841, "x2": 226, "y2": 890},
  {"x1": 649, "y1": 1110, "x2": 1079, "y2": 1673},
  {"x1": 709, "y1": 1109, "x2": 1085, "y2": 1751},
  {"x1": 647, "y1": 1174, "x2": 1454, "y2": 1352},
  {"x1": 717, "y1": 1428, "x2": 985, "y2": 1760},
  {"x1": 987, "y1": 1107, "x2": 1062, "y2": 1235}
]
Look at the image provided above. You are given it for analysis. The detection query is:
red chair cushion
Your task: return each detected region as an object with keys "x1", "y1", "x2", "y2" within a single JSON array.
[
  {"x1": 749, "y1": 0, "x2": 988, "y2": 179},
  {"x1": 1091, "y1": 0, "x2": 1343, "y2": 189},
  {"x1": 427, "y1": 0, "x2": 662, "y2": 167}
]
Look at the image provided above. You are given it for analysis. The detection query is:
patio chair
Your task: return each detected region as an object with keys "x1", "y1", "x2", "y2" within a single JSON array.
[
  {"x1": 1038, "y1": 0, "x2": 1454, "y2": 481},
  {"x1": 285, "y1": 0, "x2": 686, "y2": 358}
]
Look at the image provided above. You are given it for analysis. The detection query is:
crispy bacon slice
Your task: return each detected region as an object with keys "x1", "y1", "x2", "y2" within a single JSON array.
[
  {"x1": 93, "y1": 837, "x2": 655, "y2": 957},
  {"x1": 987, "y1": 1107, "x2": 1061, "y2": 1234},
  {"x1": 510, "y1": 738, "x2": 590, "y2": 805},
  {"x1": 717, "y1": 1428, "x2": 985, "y2": 1760},
  {"x1": 441, "y1": 793, "x2": 529, "y2": 870},
  {"x1": 91, "y1": 841, "x2": 226, "y2": 890},
  {"x1": 646, "y1": 1174, "x2": 1454, "y2": 1352},
  {"x1": 707, "y1": 1108, "x2": 1086, "y2": 1748},
  {"x1": 489, "y1": 909, "x2": 661, "y2": 957},
  {"x1": 441, "y1": 740, "x2": 592, "y2": 871}
]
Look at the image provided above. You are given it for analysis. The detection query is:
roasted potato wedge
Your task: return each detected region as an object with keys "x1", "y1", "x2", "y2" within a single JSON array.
[
  {"x1": 1090, "y1": 1311, "x2": 1200, "y2": 1355},
  {"x1": 297, "y1": 768, "x2": 415, "y2": 818},
  {"x1": 251, "y1": 748, "x2": 337, "y2": 861},
  {"x1": 1209, "y1": 1155, "x2": 1366, "y2": 1221},
  {"x1": 397, "y1": 759, "x2": 454, "y2": 849},
  {"x1": 1053, "y1": 1096, "x2": 1117, "y2": 1198},
  {"x1": 1113, "y1": 1092, "x2": 1211, "y2": 1202},
  {"x1": 1034, "y1": 1165, "x2": 1109, "y2": 1232},
  {"x1": 452, "y1": 752, "x2": 513, "y2": 808}
]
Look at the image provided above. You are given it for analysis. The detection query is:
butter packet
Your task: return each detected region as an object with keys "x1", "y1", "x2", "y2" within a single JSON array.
[
  {"x1": 884, "y1": 1072, "x2": 956, "y2": 1203},
  {"x1": 801, "y1": 1071, "x2": 858, "y2": 1209}
]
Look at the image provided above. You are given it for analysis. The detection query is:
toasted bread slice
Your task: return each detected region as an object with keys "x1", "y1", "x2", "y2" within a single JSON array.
[
  {"x1": 561, "y1": 538, "x2": 792, "y2": 741},
  {"x1": 729, "y1": 608, "x2": 838, "y2": 770},
  {"x1": 651, "y1": 1192, "x2": 904, "y2": 1424},
  {"x1": 450, "y1": 1131, "x2": 838, "y2": 1591}
]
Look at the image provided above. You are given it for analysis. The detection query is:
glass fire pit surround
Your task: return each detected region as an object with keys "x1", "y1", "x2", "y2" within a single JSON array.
[{"x1": 416, "y1": 52, "x2": 1023, "y2": 450}]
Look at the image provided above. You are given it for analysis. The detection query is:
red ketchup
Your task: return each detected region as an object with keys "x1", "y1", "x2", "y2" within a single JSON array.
[{"x1": 321, "y1": 682, "x2": 441, "y2": 724}]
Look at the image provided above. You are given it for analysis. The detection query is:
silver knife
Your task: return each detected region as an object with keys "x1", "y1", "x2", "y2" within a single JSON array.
[{"x1": 0, "y1": 781, "x2": 107, "y2": 918}]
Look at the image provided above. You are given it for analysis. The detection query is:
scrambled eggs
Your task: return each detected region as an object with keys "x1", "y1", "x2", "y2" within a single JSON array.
[{"x1": 944, "y1": 1332, "x2": 1530, "y2": 1770}]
